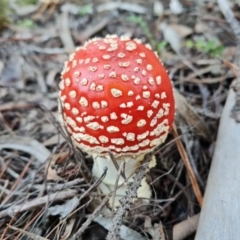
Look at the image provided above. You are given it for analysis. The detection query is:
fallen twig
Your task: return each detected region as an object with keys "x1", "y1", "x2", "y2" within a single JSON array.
[
  {"x1": 172, "y1": 124, "x2": 203, "y2": 206},
  {"x1": 69, "y1": 196, "x2": 109, "y2": 239},
  {"x1": 8, "y1": 225, "x2": 49, "y2": 240},
  {"x1": 0, "y1": 189, "x2": 77, "y2": 218}
]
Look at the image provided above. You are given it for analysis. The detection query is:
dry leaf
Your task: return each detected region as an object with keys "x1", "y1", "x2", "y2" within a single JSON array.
[
  {"x1": 169, "y1": 24, "x2": 193, "y2": 38},
  {"x1": 153, "y1": 2, "x2": 164, "y2": 16},
  {"x1": 45, "y1": 153, "x2": 64, "y2": 181},
  {"x1": 194, "y1": 23, "x2": 210, "y2": 33},
  {"x1": 94, "y1": 215, "x2": 147, "y2": 240},
  {"x1": 0, "y1": 135, "x2": 51, "y2": 163},
  {"x1": 47, "y1": 196, "x2": 79, "y2": 218},
  {"x1": 169, "y1": 0, "x2": 184, "y2": 14},
  {"x1": 61, "y1": 3, "x2": 83, "y2": 15},
  {"x1": 45, "y1": 166, "x2": 62, "y2": 181},
  {"x1": 9, "y1": 2, "x2": 40, "y2": 16},
  {"x1": 223, "y1": 46, "x2": 237, "y2": 59},
  {"x1": 160, "y1": 22, "x2": 181, "y2": 53},
  {"x1": 43, "y1": 134, "x2": 66, "y2": 146},
  {"x1": 0, "y1": 55, "x2": 24, "y2": 86},
  {"x1": 174, "y1": 89, "x2": 211, "y2": 140},
  {"x1": 144, "y1": 217, "x2": 166, "y2": 240},
  {"x1": 63, "y1": 217, "x2": 76, "y2": 239}
]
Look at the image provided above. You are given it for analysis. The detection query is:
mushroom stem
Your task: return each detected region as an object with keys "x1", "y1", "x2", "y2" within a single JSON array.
[
  {"x1": 92, "y1": 156, "x2": 152, "y2": 207},
  {"x1": 92, "y1": 156, "x2": 141, "y2": 185}
]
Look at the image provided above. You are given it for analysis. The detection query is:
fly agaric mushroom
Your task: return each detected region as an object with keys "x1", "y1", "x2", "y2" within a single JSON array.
[{"x1": 58, "y1": 35, "x2": 175, "y2": 206}]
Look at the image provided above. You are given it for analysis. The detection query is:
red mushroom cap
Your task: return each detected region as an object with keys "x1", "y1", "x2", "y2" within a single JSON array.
[{"x1": 59, "y1": 35, "x2": 175, "y2": 160}]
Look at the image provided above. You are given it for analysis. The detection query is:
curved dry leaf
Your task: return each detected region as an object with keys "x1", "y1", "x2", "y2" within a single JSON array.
[
  {"x1": 160, "y1": 22, "x2": 181, "y2": 53},
  {"x1": 0, "y1": 135, "x2": 51, "y2": 163},
  {"x1": 169, "y1": 0, "x2": 184, "y2": 14},
  {"x1": 153, "y1": 2, "x2": 164, "y2": 16},
  {"x1": 63, "y1": 217, "x2": 76, "y2": 239},
  {"x1": 144, "y1": 217, "x2": 166, "y2": 240},
  {"x1": 9, "y1": 2, "x2": 41, "y2": 16},
  {"x1": 174, "y1": 89, "x2": 211, "y2": 140},
  {"x1": 94, "y1": 215, "x2": 147, "y2": 240},
  {"x1": 47, "y1": 196, "x2": 79, "y2": 218},
  {"x1": 168, "y1": 24, "x2": 193, "y2": 38}
]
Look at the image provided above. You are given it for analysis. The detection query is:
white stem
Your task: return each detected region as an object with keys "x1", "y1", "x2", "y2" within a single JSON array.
[
  {"x1": 92, "y1": 155, "x2": 153, "y2": 207},
  {"x1": 92, "y1": 156, "x2": 141, "y2": 185}
]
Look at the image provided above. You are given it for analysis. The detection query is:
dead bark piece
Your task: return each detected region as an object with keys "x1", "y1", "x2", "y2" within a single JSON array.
[{"x1": 195, "y1": 82, "x2": 240, "y2": 239}]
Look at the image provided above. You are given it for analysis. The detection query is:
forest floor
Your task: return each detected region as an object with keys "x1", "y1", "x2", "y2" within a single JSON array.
[{"x1": 0, "y1": 0, "x2": 239, "y2": 239}]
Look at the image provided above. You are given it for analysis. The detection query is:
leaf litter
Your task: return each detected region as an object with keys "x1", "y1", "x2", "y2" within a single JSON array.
[{"x1": 0, "y1": 0, "x2": 239, "y2": 239}]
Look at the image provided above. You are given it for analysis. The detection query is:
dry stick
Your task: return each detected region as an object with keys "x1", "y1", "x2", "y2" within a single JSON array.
[
  {"x1": 172, "y1": 124, "x2": 203, "y2": 206},
  {"x1": 14, "y1": 209, "x2": 44, "y2": 240},
  {"x1": 0, "y1": 194, "x2": 43, "y2": 240},
  {"x1": 44, "y1": 199, "x2": 91, "y2": 240},
  {"x1": 7, "y1": 225, "x2": 49, "y2": 240},
  {"x1": 111, "y1": 161, "x2": 126, "y2": 209},
  {"x1": 69, "y1": 196, "x2": 110, "y2": 240},
  {"x1": 0, "y1": 158, "x2": 10, "y2": 179},
  {"x1": 77, "y1": 167, "x2": 108, "y2": 202},
  {"x1": 0, "y1": 101, "x2": 36, "y2": 111},
  {"x1": 109, "y1": 151, "x2": 126, "y2": 180},
  {"x1": 0, "y1": 203, "x2": 20, "y2": 240},
  {"x1": 0, "y1": 189, "x2": 77, "y2": 218},
  {"x1": 1, "y1": 158, "x2": 32, "y2": 206},
  {"x1": 44, "y1": 168, "x2": 108, "y2": 239},
  {"x1": 106, "y1": 154, "x2": 150, "y2": 240},
  {"x1": 47, "y1": 178, "x2": 84, "y2": 192}
]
